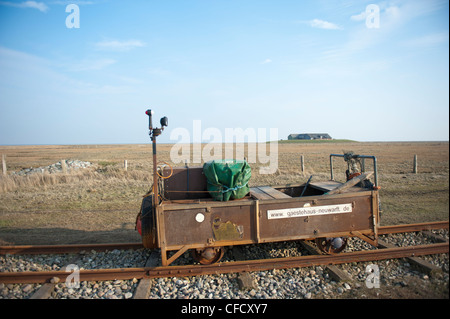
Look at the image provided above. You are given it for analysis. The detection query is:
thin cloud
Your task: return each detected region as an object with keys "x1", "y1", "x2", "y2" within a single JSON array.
[
  {"x1": 148, "y1": 67, "x2": 171, "y2": 77},
  {"x1": 309, "y1": 19, "x2": 342, "y2": 30},
  {"x1": 52, "y1": 1, "x2": 94, "y2": 4},
  {"x1": 324, "y1": 1, "x2": 447, "y2": 64},
  {"x1": 0, "y1": 1, "x2": 49, "y2": 12},
  {"x1": 350, "y1": 11, "x2": 367, "y2": 21},
  {"x1": 95, "y1": 39, "x2": 145, "y2": 52},
  {"x1": 70, "y1": 58, "x2": 117, "y2": 71},
  {"x1": 261, "y1": 58, "x2": 272, "y2": 64},
  {"x1": 402, "y1": 32, "x2": 449, "y2": 48}
]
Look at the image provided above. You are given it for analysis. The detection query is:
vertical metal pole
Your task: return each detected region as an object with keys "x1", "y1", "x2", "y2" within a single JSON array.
[
  {"x1": 152, "y1": 137, "x2": 158, "y2": 207},
  {"x1": 372, "y1": 156, "x2": 378, "y2": 187},
  {"x1": 330, "y1": 155, "x2": 334, "y2": 181},
  {"x1": 147, "y1": 110, "x2": 159, "y2": 208}
]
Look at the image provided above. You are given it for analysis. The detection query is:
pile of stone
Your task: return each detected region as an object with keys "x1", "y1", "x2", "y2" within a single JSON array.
[{"x1": 11, "y1": 160, "x2": 92, "y2": 176}]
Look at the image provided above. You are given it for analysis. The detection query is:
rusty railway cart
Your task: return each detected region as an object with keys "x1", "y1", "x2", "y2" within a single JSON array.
[{"x1": 136, "y1": 110, "x2": 381, "y2": 266}]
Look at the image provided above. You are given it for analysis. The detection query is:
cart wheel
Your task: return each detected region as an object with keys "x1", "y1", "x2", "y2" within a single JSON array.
[
  {"x1": 315, "y1": 237, "x2": 348, "y2": 254},
  {"x1": 192, "y1": 247, "x2": 225, "y2": 265},
  {"x1": 139, "y1": 195, "x2": 158, "y2": 249}
]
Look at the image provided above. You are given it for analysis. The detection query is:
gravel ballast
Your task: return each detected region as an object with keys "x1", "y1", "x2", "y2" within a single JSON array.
[{"x1": 1, "y1": 230, "x2": 448, "y2": 299}]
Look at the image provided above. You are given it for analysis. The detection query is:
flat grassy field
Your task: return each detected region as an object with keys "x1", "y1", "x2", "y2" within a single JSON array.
[{"x1": 0, "y1": 141, "x2": 448, "y2": 245}]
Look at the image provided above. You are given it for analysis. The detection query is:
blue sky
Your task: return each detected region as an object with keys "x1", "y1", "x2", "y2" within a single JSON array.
[{"x1": 0, "y1": 0, "x2": 448, "y2": 145}]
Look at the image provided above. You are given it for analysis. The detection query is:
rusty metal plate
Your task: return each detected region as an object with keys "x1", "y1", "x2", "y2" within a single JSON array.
[
  {"x1": 162, "y1": 208, "x2": 211, "y2": 247},
  {"x1": 163, "y1": 166, "x2": 207, "y2": 200},
  {"x1": 258, "y1": 192, "x2": 376, "y2": 242},
  {"x1": 160, "y1": 189, "x2": 378, "y2": 250},
  {"x1": 162, "y1": 204, "x2": 254, "y2": 248},
  {"x1": 212, "y1": 220, "x2": 244, "y2": 241}
]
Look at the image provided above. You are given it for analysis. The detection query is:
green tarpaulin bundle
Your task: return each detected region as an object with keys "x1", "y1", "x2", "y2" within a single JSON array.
[{"x1": 203, "y1": 159, "x2": 251, "y2": 201}]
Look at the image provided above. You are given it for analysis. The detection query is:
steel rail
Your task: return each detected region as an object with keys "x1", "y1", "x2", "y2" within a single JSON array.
[
  {"x1": 1, "y1": 221, "x2": 447, "y2": 256},
  {"x1": 0, "y1": 242, "x2": 143, "y2": 255},
  {"x1": 0, "y1": 242, "x2": 448, "y2": 284},
  {"x1": 378, "y1": 221, "x2": 449, "y2": 235}
]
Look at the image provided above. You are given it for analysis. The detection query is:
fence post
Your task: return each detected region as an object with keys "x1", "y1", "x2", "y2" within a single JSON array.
[
  {"x1": 413, "y1": 155, "x2": 417, "y2": 174},
  {"x1": 124, "y1": 160, "x2": 128, "y2": 171},
  {"x1": 61, "y1": 159, "x2": 67, "y2": 174},
  {"x1": 300, "y1": 155, "x2": 305, "y2": 172},
  {"x1": 2, "y1": 154, "x2": 6, "y2": 176}
]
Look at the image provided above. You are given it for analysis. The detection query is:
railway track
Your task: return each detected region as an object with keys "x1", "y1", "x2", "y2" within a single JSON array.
[
  {"x1": 0, "y1": 221, "x2": 448, "y2": 299},
  {"x1": 2, "y1": 221, "x2": 447, "y2": 256}
]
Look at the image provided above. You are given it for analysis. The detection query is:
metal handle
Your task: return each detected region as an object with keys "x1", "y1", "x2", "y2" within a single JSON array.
[{"x1": 330, "y1": 153, "x2": 378, "y2": 187}]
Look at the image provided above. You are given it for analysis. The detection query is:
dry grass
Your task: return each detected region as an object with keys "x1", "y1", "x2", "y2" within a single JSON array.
[
  {"x1": 0, "y1": 141, "x2": 448, "y2": 245},
  {"x1": 0, "y1": 166, "x2": 151, "y2": 194}
]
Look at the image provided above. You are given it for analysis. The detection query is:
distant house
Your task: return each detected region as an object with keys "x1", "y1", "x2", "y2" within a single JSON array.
[{"x1": 288, "y1": 133, "x2": 332, "y2": 140}]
